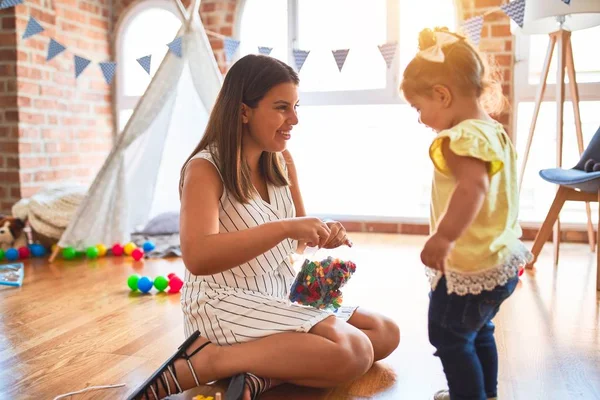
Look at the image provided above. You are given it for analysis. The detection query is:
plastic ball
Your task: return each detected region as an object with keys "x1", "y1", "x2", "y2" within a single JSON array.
[
  {"x1": 143, "y1": 241, "x2": 156, "y2": 253},
  {"x1": 168, "y1": 276, "x2": 183, "y2": 293},
  {"x1": 86, "y1": 246, "x2": 99, "y2": 259},
  {"x1": 167, "y1": 273, "x2": 177, "y2": 280},
  {"x1": 96, "y1": 244, "x2": 107, "y2": 257},
  {"x1": 30, "y1": 244, "x2": 46, "y2": 257},
  {"x1": 131, "y1": 248, "x2": 144, "y2": 261},
  {"x1": 123, "y1": 242, "x2": 137, "y2": 256},
  {"x1": 5, "y1": 248, "x2": 19, "y2": 261},
  {"x1": 154, "y1": 275, "x2": 168, "y2": 292},
  {"x1": 127, "y1": 274, "x2": 140, "y2": 291},
  {"x1": 18, "y1": 246, "x2": 30, "y2": 259},
  {"x1": 62, "y1": 247, "x2": 76, "y2": 260},
  {"x1": 137, "y1": 276, "x2": 154, "y2": 293},
  {"x1": 112, "y1": 243, "x2": 124, "y2": 256},
  {"x1": 0, "y1": 248, "x2": 4, "y2": 261}
]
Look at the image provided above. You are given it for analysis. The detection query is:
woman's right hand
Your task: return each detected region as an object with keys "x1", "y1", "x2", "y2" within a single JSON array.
[{"x1": 282, "y1": 217, "x2": 331, "y2": 248}]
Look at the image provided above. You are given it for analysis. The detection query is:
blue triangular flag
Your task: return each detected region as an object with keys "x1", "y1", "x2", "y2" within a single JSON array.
[
  {"x1": 224, "y1": 38, "x2": 240, "y2": 62},
  {"x1": 378, "y1": 42, "x2": 397, "y2": 69},
  {"x1": 137, "y1": 55, "x2": 151, "y2": 75},
  {"x1": 463, "y1": 16, "x2": 484, "y2": 47},
  {"x1": 47, "y1": 38, "x2": 66, "y2": 61},
  {"x1": 167, "y1": 37, "x2": 183, "y2": 58},
  {"x1": 293, "y1": 49, "x2": 310, "y2": 72},
  {"x1": 22, "y1": 17, "x2": 44, "y2": 39},
  {"x1": 0, "y1": 0, "x2": 23, "y2": 9},
  {"x1": 74, "y1": 55, "x2": 91, "y2": 78},
  {"x1": 501, "y1": 0, "x2": 526, "y2": 28},
  {"x1": 562, "y1": 0, "x2": 571, "y2": 4},
  {"x1": 332, "y1": 49, "x2": 350, "y2": 72},
  {"x1": 99, "y1": 62, "x2": 116, "y2": 84},
  {"x1": 258, "y1": 46, "x2": 272, "y2": 56}
]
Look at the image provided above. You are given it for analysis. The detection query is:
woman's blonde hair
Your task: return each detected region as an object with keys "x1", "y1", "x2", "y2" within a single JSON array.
[
  {"x1": 400, "y1": 27, "x2": 506, "y2": 115},
  {"x1": 181, "y1": 55, "x2": 298, "y2": 203}
]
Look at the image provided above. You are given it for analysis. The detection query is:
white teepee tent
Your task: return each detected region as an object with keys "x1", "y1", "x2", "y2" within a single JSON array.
[{"x1": 50, "y1": 0, "x2": 222, "y2": 260}]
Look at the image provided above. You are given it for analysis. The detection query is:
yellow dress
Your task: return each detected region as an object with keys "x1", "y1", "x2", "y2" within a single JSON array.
[{"x1": 428, "y1": 119, "x2": 532, "y2": 295}]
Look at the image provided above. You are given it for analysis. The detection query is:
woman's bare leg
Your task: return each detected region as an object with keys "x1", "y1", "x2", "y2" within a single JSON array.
[
  {"x1": 346, "y1": 308, "x2": 401, "y2": 361},
  {"x1": 140, "y1": 315, "x2": 375, "y2": 398}
]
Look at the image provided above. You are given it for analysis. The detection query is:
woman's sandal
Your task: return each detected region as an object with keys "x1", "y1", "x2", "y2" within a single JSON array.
[
  {"x1": 127, "y1": 330, "x2": 210, "y2": 400},
  {"x1": 225, "y1": 373, "x2": 272, "y2": 400}
]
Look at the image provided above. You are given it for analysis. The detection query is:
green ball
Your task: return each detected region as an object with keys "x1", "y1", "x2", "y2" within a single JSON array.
[
  {"x1": 127, "y1": 274, "x2": 140, "y2": 291},
  {"x1": 153, "y1": 276, "x2": 168, "y2": 292},
  {"x1": 62, "y1": 247, "x2": 76, "y2": 260},
  {"x1": 86, "y1": 246, "x2": 99, "y2": 259},
  {"x1": 0, "y1": 248, "x2": 4, "y2": 261}
]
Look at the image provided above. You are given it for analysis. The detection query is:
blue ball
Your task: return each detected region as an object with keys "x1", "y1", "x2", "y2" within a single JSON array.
[
  {"x1": 5, "y1": 248, "x2": 19, "y2": 261},
  {"x1": 143, "y1": 241, "x2": 156, "y2": 253},
  {"x1": 137, "y1": 276, "x2": 154, "y2": 293},
  {"x1": 29, "y1": 244, "x2": 47, "y2": 257}
]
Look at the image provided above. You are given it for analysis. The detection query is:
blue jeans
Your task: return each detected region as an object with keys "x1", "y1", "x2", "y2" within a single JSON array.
[{"x1": 428, "y1": 275, "x2": 519, "y2": 400}]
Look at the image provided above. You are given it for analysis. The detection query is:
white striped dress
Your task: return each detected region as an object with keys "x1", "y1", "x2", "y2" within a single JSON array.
[{"x1": 179, "y1": 150, "x2": 356, "y2": 345}]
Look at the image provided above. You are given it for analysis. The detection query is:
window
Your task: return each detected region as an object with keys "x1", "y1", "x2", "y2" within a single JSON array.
[
  {"x1": 115, "y1": 1, "x2": 183, "y2": 132},
  {"x1": 515, "y1": 26, "x2": 600, "y2": 225},
  {"x1": 239, "y1": 0, "x2": 458, "y2": 221}
]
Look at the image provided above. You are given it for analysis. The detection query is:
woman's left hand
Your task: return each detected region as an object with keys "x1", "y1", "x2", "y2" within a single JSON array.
[{"x1": 323, "y1": 220, "x2": 353, "y2": 249}]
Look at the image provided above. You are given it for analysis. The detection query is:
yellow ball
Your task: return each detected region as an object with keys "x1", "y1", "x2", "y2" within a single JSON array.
[
  {"x1": 123, "y1": 242, "x2": 137, "y2": 256},
  {"x1": 96, "y1": 244, "x2": 107, "y2": 257}
]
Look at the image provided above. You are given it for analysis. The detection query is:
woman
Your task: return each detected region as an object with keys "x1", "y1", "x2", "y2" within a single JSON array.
[{"x1": 128, "y1": 54, "x2": 400, "y2": 400}]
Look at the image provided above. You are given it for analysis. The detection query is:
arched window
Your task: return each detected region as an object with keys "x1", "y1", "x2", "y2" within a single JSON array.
[
  {"x1": 238, "y1": 0, "x2": 458, "y2": 221},
  {"x1": 115, "y1": 1, "x2": 183, "y2": 132}
]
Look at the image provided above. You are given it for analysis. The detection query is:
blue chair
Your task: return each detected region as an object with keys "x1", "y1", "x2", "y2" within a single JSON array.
[{"x1": 528, "y1": 125, "x2": 600, "y2": 291}]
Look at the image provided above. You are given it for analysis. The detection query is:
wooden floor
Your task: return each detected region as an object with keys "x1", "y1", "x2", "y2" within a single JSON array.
[{"x1": 1, "y1": 233, "x2": 599, "y2": 400}]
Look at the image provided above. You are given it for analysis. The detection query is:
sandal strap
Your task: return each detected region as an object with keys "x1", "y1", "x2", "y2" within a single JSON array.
[{"x1": 245, "y1": 373, "x2": 271, "y2": 400}]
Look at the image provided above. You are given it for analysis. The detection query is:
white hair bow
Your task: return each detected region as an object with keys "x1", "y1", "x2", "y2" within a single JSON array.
[{"x1": 416, "y1": 31, "x2": 460, "y2": 63}]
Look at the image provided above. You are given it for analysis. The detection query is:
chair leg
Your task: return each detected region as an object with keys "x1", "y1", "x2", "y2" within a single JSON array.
[
  {"x1": 528, "y1": 186, "x2": 569, "y2": 267},
  {"x1": 553, "y1": 218, "x2": 561, "y2": 267}
]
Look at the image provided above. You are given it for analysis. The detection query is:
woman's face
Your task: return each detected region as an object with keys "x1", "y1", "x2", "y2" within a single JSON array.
[{"x1": 242, "y1": 82, "x2": 299, "y2": 153}]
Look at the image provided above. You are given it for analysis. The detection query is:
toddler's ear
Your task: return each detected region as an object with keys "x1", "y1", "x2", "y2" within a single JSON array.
[{"x1": 432, "y1": 84, "x2": 452, "y2": 108}]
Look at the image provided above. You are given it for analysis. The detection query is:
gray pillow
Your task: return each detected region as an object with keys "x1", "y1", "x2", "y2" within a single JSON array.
[{"x1": 137, "y1": 212, "x2": 180, "y2": 235}]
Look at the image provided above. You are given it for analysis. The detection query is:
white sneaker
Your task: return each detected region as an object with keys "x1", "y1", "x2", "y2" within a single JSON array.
[{"x1": 432, "y1": 390, "x2": 497, "y2": 400}]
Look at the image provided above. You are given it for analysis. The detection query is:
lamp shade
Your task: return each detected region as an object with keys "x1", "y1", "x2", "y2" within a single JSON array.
[{"x1": 521, "y1": 0, "x2": 600, "y2": 34}]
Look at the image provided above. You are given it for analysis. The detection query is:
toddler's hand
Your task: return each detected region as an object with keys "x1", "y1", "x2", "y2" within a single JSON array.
[{"x1": 420, "y1": 232, "x2": 454, "y2": 272}]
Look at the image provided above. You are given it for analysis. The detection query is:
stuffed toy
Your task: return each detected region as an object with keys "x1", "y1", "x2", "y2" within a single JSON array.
[{"x1": 0, "y1": 215, "x2": 28, "y2": 251}]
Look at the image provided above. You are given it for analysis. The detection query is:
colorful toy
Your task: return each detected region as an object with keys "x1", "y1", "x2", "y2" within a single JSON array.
[
  {"x1": 131, "y1": 248, "x2": 144, "y2": 261},
  {"x1": 62, "y1": 246, "x2": 76, "y2": 260},
  {"x1": 153, "y1": 275, "x2": 168, "y2": 292},
  {"x1": 289, "y1": 256, "x2": 356, "y2": 310},
  {"x1": 123, "y1": 242, "x2": 136, "y2": 256},
  {"x1": 86, "y1": 246, "x2": 99, "y2": 259},
  {"x1": 0, "y1": 248, "x2": 4, "y2": 261},
  {"x1": 5, "y1": 248, "x2": 19, "y2": 261},
  {"x1": 96, "y1": 244, "x2": 107, "y2": 257},
  {"x1": 127, "y1": 274, "x2": 140, "y2": 291},
  {"x1": 143, "y1": 241, "x2": 156, "y2": 252},
  {"x1": 29, "y1": 244, "x2": 46, "y2": 257},
  {"x1": 17, "y1": 246, "x2": 30, "y2": 259},
  {"x1": 167, "y1": 273, "x2": 184, "y2": 293},
  {"x1": 112, "y1": 243, "x2": 124, "y2": 256},
  {"x1": 137, "y1": 276, "x2": 154, "y2": 293}
]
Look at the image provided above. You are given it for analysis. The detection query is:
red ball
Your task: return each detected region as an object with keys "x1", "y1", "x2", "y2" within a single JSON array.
[
  {"x1": 168, "y1": 277, "x2": 183, "y2": 293},
  {"x1": 518, "y1": 267, "x2": 524, "y2": 277},
  {"x1": 112, "y1": 243, "x2": 124, "y2": 256},
  {"x1": 18, "y1": 246, "x2": 30, "y2": 259},
  {"x1": 167, "y1": 273, "x2": 176, "y2": 280},
  {"x1": 132, "y1": 248, "x2": 144, "y2": 261}
]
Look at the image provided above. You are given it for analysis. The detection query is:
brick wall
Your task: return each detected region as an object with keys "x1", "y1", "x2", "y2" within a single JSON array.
[{"x1": 459, "y1": 0, "x2": 515, "y2": 138}]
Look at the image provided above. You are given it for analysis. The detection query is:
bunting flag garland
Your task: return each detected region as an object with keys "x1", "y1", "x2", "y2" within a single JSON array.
[
  {"x1": 22, "y1": 16, "x2": 44, "y2": 39},
  {"x1": 293, "y1": 49, "x2": 310, "y2": 72},
  {"x1": 99, "y1": 62, "x2": 117, "y2": 84},
  {"x1": 463, "y1": 16, "x2": 484, "y2": 46},
  {"x1": 562, "y1": 0, "x2": 571, "y2": 4},
  {"x1": 258, "y1": 46, "x2": 272, "y2": 56},
  {"x1": 224, "y1": 37, "x2": 240, "y2": 62},
  {"x1": 378, "y1": 42, "x2": 397, "y2": 69},
  {"x1": 74, "y1": 55, "x2": 91, "y2": 78},
  {"x1": 137, "y1": 55, "x2": 152, "y2": 75},
  {"x1": 501, "y1": 0, "x2": 526, "y2": 28},
  {"x1": 167, "y1": 37, "x2": 183, "y2": 58},
  {"x1": 0, "y1": 0, "x2": 23, "y2": 9},
  {"x1": 332, "y1": 49, "x2": 350, "y2": 72},
  {"x1": 47, "y1": 38, "x2": 66, "y2": 61}
]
